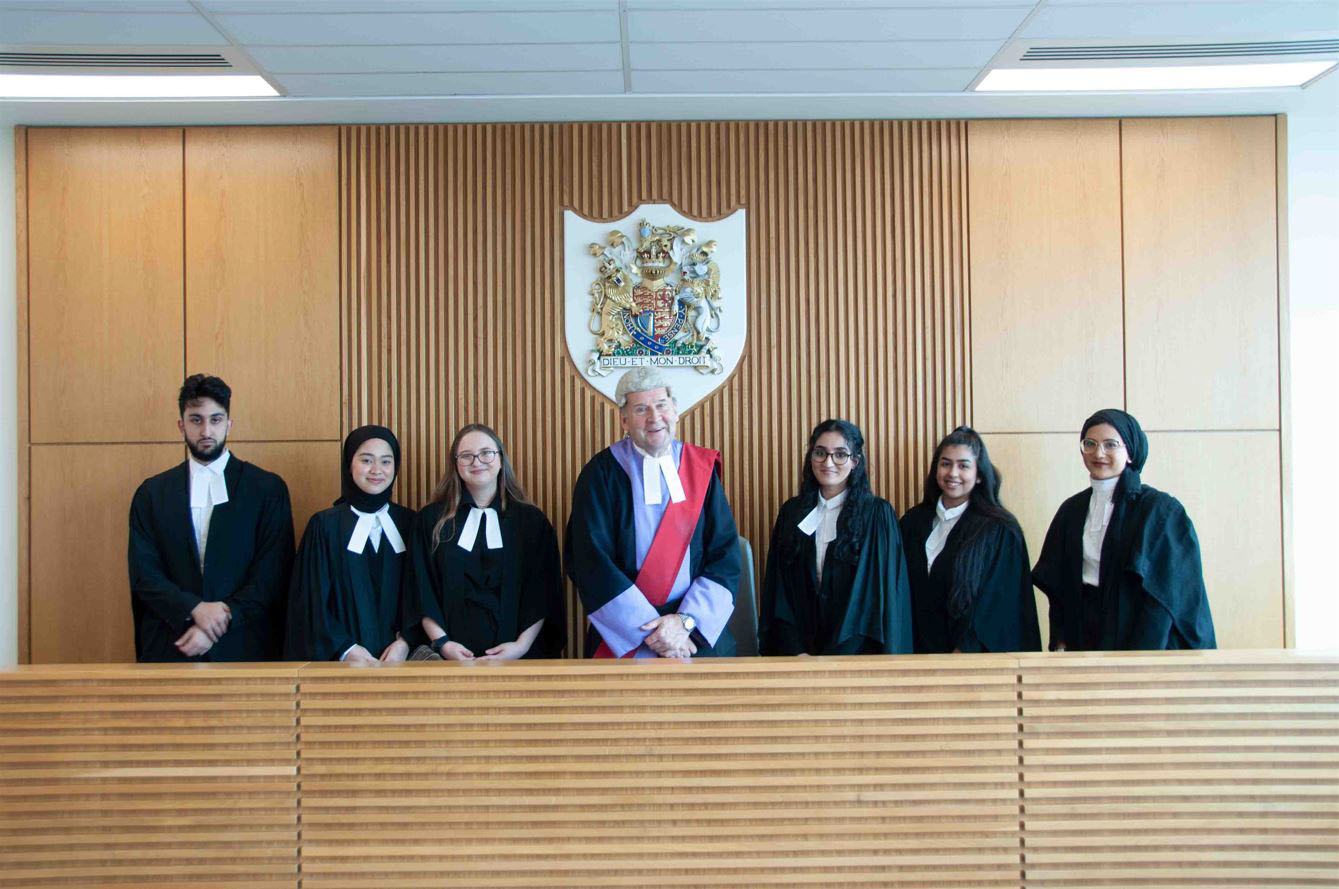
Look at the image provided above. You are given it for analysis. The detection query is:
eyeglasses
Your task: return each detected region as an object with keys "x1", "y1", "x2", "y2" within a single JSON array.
[
  {"x1": 811, "y1": 447, "x2": 853, "y2": 465},
  {"x1": 456, "y1": 449, "x2": 499, "y2": 465},
  {"x1": 1080, "y1": 438, "x2": 1124, "y2": 455}
]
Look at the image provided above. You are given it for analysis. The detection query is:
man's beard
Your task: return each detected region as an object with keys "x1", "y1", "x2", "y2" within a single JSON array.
[{"x1": 186, "y1": 434, "x2": 226, "y2": 462}]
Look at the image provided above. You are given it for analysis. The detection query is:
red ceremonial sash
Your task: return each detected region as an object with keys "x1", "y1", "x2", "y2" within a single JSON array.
[{"x1": 593, "y1": 444, "x2": 722, "y2": 659}]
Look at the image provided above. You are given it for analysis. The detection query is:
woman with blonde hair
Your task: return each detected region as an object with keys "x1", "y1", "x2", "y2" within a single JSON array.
[{"x1": 404, "y1": 424, "x2": 564, "y2": 660}]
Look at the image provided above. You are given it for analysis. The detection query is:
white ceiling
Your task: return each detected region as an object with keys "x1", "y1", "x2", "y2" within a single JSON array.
[{"x1": 0, "y1": 0, "x2": 1337, "y2": 123}]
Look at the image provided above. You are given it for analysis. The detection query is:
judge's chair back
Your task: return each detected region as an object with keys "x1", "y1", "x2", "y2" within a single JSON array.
[{"x1": 729, "y1": 536, "x2": 759, "y2": 656}]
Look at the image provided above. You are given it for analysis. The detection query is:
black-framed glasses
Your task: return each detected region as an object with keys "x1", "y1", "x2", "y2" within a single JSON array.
[
  {"x1": 456, "y1": 449, "x2": 499, "y2": 465},
  {"x1": 811, "y1": 447, "x2": 852, "y2": 465}
]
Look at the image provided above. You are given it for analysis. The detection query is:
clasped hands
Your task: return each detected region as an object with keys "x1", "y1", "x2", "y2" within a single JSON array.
[
  {"x1": 640, "y1": 613, "x2": 696, "y2": 659},
  {"x1": 175, "y1": 600, "x2": 231, "y2": 657}
]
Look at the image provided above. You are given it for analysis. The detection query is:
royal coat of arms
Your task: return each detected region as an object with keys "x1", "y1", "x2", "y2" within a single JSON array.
[{"x1": 564, "y1": 205, "x2": 747, "y2": 411}]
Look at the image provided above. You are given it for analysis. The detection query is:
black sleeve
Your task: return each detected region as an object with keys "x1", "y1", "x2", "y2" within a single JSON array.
[
  {"x1": 518, "y1": 508, "x2": 566, "y2": 658},
  {"x1": 564, "y1": 458, "x2": 638, "y2": 614},
  {"x1": 759, "y1": 508, "x2": 804, "y2": 656},
  {"x1": 222, "y1": 476, "x2": 295, "y2": 632},
  {"x1": 284, "y1": 516, "x2": 352, "y2": 661},
  {"x1": 128, "y1": 482, "x2": 199, "y2": 632},
  {"x1": 402, "y1": 509, "x2": 447, "y2": 641},
  {"x1": 1031, "y1": 505, "x2": 1072, "y2": 650}
]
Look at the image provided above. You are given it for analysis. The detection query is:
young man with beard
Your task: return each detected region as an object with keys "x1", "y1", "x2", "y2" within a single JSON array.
[{"x1": 128, "y1": 374, "x2": 294, "y2": 662}]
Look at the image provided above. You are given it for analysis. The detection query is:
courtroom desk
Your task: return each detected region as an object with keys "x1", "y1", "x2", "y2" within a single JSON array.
[{"x1": 1, "y1": 653, "x2": 1336, "y2": 889}]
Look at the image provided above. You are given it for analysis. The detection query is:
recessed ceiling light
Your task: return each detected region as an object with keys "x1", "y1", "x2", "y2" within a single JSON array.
[
  {"x1": 0, "y1": 74, "x2": 278, "y2": 98},
  {"x1": 976, "y1": 61, "x2": 1336, "y2": 92}
]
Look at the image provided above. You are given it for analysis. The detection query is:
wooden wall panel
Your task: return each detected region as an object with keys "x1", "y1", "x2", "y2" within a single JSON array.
[
  {"x1": 1122, "y1": 116, "x2": 1279, "y2": 431},
  {"x1": 976, "y1": 433, "x2": 1083, "y2": 652},
  {"x1": 340, "y1": 122, "x2": 973, "y2": 652},
  {"x1": 0, "y1": 664, "x2": 299, "y2": 888},
  {"x1": 26, "y1": 127, "x2": 184, "y2": 443},
  {"x1": 967, "y1": 120, "x2": 1125, "y2": 434},
  {"x1": 186, "y1": 126, "x2": 340, "y2": 442},
  {"x1": 297, "y1": 657, "x2": 1022, "y2": 888},
  {"x1": 1143, "y1": 431, "x2": 1284, "y2": 649},
  {"x1": 234, "y1": 441, "x2": 342, "y2": 544},
  {"x1": 29, "y1": 444, "x2": 181, "y2": 664},
  {"x1": 1019, "y1": 652, "x2": 1339, "y2": 888}
]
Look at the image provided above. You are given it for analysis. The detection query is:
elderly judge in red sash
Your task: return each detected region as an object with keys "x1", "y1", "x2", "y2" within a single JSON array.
[{"x1": 566, "y1": 367, "x2": 741, "y2": 658}]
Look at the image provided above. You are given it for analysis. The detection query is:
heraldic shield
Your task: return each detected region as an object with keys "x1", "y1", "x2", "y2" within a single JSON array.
[{"x1": 563, "y1": 204, "x2": 747, "y2": 412}]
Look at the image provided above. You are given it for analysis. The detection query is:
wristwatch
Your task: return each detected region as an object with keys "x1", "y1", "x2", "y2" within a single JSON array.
[
  {"x1": 429, "y1": 634, "x2": 451, "y2": 654},
  {"x1": 679, "y1": 613, "x2": 697, "y2": 634}
]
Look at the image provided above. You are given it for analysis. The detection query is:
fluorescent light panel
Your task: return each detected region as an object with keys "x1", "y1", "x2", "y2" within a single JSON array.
[
  {"x1": 0, "y1": 74, "x2": 277, "y2": 98},
  {"x1": 977, "y1": 61, "x2": 1335, "y2": 92}
]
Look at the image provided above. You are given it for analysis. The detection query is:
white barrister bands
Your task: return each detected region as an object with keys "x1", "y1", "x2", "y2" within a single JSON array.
[
  {"x1": 347, "y1": 504, "x2": 406, "y2": 555},
  {"x1": 640, "y1": 453, "x2": 686, "y2": 505},
  {"x1": 457, "y1": 506, "x2": 503, "y2": 552},
  {"x1": 189, "y1": 456, "x2": 229, "y2": 509}
]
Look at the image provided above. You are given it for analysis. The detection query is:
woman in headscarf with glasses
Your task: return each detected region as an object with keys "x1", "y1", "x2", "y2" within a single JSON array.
[
  {"x1": 1032, "y1": 409, "x2": 1216, "y2": 651},
  {"x1": 284, "y1": 425, "x2": 413, "y2": 664},
  {"x1": 900, "y1": 427, "x2": 1040, "y2": 654},
  {"x1": 403, "y1": 424, "x2": 565, "y2": 661},
  {"x1": 759, "y1": 419, "x2": 913, "y2": 656}
]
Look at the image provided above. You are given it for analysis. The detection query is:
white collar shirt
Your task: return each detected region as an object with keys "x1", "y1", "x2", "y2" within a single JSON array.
[
  {"x1": 188, "y1": 450, "x2": 230, "y2": 568},
  {"x1": 1082, "y1": 476, "x2": 1121, "y2": 586},
  {"x1": 798, "y1": 489, "x2": 848, "y2": 580},
  {"x1": 925, "y1": 497, "x2": 969, "y2": 570}
]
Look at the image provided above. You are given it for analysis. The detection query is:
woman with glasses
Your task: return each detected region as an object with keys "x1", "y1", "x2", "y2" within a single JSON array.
[
  {"x1": 759, "y1": 419, "x2": 913, "y2": 655},
  {"x1": 1032, "y1": 409, "x2": 1216, "y2": 651},
  {"x1": 403, "y1": 424, "x2": 565, "y2": 661},
  {"x1": 899, "y1": 427, "x2": 1040, "y2": 654},
  {"x1": 285, "y1": 425, "x2": 413, "y2": 664}
]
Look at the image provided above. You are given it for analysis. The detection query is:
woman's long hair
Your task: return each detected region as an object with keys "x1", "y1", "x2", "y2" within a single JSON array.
[
  {"x1": 919, "y1": 426, "x2": 1023, "y2": 618},
  {"x1": 798, "y1": 419, "x2": 873, "y2": 561},
  {"x1": 430, "y1": 424, "x2": 532, "y2": 550}
]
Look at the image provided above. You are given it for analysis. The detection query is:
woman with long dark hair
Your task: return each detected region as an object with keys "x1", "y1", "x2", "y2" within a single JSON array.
[
  {"x1": 285, "y1": 425, "x2": 414, "y2": 664},
  {"x1": 900, "y1": 427, "x2": 1040, "y2": 653},
  {"x1": 1032, "y1": 409, "x2": 1215, "y2": 651},
  {"x1": 403, "y1": 424, "x2": 564, "y2": 660},
  {"x1": 759, "y1": 419, "x2": 912, "y2": 655}
]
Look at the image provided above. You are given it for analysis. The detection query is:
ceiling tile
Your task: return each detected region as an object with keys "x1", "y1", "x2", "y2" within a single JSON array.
[
  {"x1": 0, "y1": 9, "x2": 227, "y2": 44},
  {"x1": 275, "y1": 69, "x2": 623, "y2": 96},
  {"x1": 203, "y1": 1, "x2": 614, "y2": 11},
  {"x1": 628, "y1": 7, "x2": 1032, "y2": 42},
  {"x1": 632, "y1": 67, "x2": 977, "y2": 93},
  {"x1": 1024, "y1": 2, "x2": 1339, "y2": 39},
  {"x1": 632, "y1": 40, "x2": 1000, "y2": 70},
  {"x1": 250, "y1": 42, "x2": 621, "y2": 73},
  {"x1": 214, "y1": 10, "x2": 620, "y2": 45}
]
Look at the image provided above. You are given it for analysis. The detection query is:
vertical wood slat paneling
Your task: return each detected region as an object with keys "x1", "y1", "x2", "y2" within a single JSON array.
[
  {"x1": 296, "y1": 657, "x2": 1022, "y2": 888},
  {"x1": 0, "y1": 665, "x2": 300, "y2": 888},
  {"x1": 339, "y1": 122, "x2": 972, "y2": 654}
]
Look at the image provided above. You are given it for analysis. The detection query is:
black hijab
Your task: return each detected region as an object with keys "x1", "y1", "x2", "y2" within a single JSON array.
[
  {"x1": 338, "y1": 425, "x2": 401, "y2": 513},
  {"x1": 1081, "y1": 408, "x2": 1148, "y2": 494}
]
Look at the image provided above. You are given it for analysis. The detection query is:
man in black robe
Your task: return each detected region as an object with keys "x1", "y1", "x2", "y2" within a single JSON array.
[
  {"x1": 128, "y1": 374, "x2": 294, "y2": 662},
  {"x1": 566, "y1": 367, "x2": 740, "y2": 658}
]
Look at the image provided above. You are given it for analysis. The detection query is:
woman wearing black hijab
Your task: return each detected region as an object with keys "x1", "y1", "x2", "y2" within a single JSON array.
[
  {"x1": 284, "y1": 425, "x2": 414, "y2": 663},
  {"x1": 900, "y1": 427, "x2": 1040, "y2": 654},
  {"x1": 1032, "y1": 409, "x2": 1216, "y2": 651},
  {"x1": 759, "y1": 419, "x2": 913, "y2": 656}
]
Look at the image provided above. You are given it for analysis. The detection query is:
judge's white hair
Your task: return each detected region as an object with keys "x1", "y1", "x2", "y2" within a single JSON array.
[{"x1": 614, "y1": 366, "x2": 675, "y2": 409}]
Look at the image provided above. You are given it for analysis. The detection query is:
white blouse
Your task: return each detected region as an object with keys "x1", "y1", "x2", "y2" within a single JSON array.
[
  {"x1": 925, "y1": 497, "x2": 969, "y2": 570},
  {"x1": 1082, "y1": 476, "x2": 1120, "y2": 586}
]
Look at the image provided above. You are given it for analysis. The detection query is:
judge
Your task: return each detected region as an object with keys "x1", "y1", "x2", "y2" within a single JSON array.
[
  {"x1": 566, "y1": 367, "x2": 739, "y2": 658},
  {"x1": 284, "y1": 425, "x2": 412, "y2": 664},
  {"x1": 404, "y1": 424, "x2": 564, "y2": 661},
  {"x1": 900, "y1": 427, "x2": 1040, "y2": 654},
  {"x1": 128, "y1": 374, "x2": 294, "y2": 662},
  {"x1": 759, "y1": 419, "x2": 912, "y2": 656},
  {"x1": 1032, "y1": 409, "x2": 1216, "y2": 651}
]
